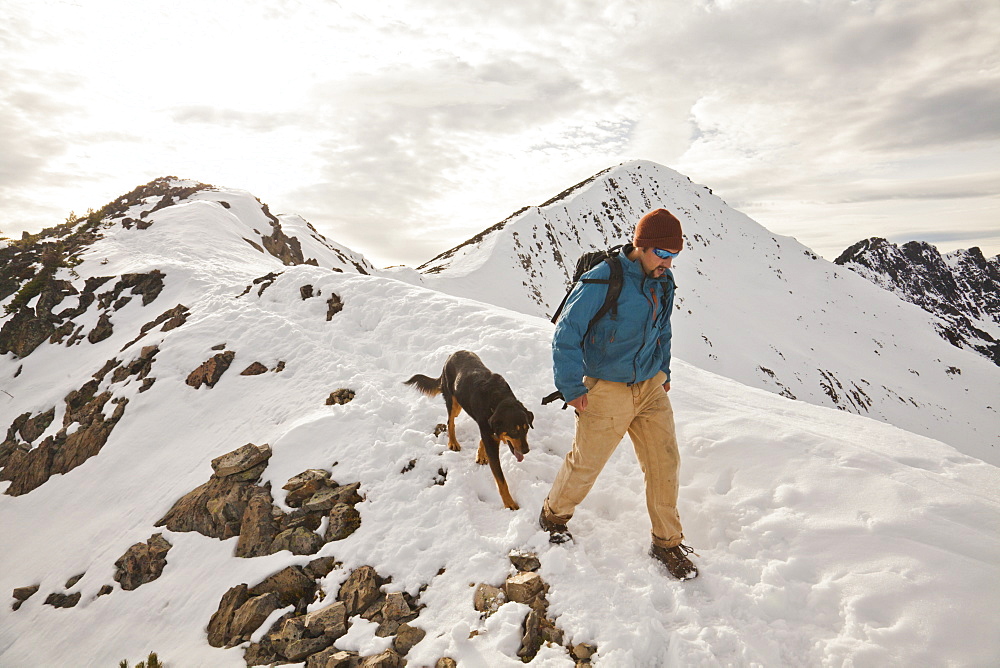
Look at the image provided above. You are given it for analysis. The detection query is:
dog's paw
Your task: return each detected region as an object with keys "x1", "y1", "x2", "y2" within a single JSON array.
[
  {"x1": 505, "y1": 501, "x2": 520, "y2": 511},
  {"x1": 448, "y1": 441, "x2": 462, "y2": 452}
]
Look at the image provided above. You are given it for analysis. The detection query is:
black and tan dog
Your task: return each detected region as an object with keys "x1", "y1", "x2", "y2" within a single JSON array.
[{"x1": 405, "y1": 350, "x2": 533, "y2": 510}]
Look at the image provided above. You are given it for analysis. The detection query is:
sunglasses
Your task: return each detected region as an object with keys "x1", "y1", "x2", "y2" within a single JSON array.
[{"x1": 653, "y1": 248, "x2": 680, "y2": 259}]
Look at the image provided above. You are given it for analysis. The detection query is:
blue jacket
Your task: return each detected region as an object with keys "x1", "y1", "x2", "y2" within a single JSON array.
[{"x1": 552, "y1": 248, "x2": 675, "y2": 402}]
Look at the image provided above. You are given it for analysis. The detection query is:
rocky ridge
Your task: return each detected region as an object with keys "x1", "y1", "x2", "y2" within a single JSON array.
[{"x1": 835, "y1": 237, "x2": 1000, "y2": 366}]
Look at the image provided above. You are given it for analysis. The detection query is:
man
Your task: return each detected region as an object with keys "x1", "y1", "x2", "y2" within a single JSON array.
[{"x1": 539, "y1": 208, "x2": 697, "y2": 580}]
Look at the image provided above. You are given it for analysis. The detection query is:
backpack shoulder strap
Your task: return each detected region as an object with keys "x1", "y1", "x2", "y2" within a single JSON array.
[{"x1": 583, "y1": 253, "x2": 623, "y2": 339}]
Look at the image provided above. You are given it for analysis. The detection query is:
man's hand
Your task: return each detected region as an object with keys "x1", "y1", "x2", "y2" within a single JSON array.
[
  {"x1": 568, "y1": 394, "x2": 589, "y2": 411},
  {"x1": 663, "y1": 382, "x2": 671, "y2": 392}
]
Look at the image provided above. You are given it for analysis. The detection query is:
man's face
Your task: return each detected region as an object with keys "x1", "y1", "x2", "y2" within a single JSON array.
[{"x1": 639, "y1": 246, "x2": 680, "y2": 278}]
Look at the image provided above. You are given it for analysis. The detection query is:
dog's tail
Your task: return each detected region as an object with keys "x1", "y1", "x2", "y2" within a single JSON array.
[{"x1": 404, "y1": 374, "x2": 442, "y2": 397}]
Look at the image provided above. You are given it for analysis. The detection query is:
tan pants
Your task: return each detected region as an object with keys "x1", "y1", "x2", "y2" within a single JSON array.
[{"x1": 543, "y1": 371, "x2": 684, "y2": 548}]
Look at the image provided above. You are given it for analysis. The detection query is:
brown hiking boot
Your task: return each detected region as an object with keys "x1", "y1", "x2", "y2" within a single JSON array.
[
  {"x1": 538, "y1": 507, "x2": 573, "y2": 544},
  {"x1": 650, "y1": 543, "x2": 699, "y2": 580}
]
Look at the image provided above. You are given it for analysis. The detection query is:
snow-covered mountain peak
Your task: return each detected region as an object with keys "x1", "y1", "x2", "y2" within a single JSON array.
[{"x1": 416, "y1": 161, "x2": 999, "y2": 465}]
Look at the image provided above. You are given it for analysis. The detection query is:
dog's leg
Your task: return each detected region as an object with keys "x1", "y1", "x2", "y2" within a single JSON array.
[
  {"x1": 447, "y1": 396, "x2": 462, "y2": 451},
  {"x1": 481, "y1": 435, "x2": 518, "y2": 510},
  {"x1": 476, "y1": 440, "x2": 488, "y2": 465}
]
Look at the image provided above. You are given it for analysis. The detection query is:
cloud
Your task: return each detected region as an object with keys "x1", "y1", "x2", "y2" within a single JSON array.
[
  {"x1": 169, "y1": 106, "x2": 307, "y2": 133},
  {"x1": 0, "y1": 69, "x2": 79, "y2": 190},
  {"x1": 1, "y1": 0, "x2": 998, "y2": 266}
]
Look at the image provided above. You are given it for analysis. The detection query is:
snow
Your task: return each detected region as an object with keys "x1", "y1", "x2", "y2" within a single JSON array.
[
  {"x1": 420, "y1": 160, "x2": 1000, "y2": 467},
  {"x1": 1, "y1": 180, "x2": 999, "y2": 667}
]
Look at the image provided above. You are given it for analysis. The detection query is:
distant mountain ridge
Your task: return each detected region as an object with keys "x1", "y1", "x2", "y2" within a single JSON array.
[
  {"x1": 415, "y1": 160, "x2": 999, "y2": 465},
  {"x1": 835, "y1": 237, "x2": 1000, "y2": 366}
]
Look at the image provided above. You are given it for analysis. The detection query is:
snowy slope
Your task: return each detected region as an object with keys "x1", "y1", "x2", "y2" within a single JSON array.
[
  {"x1": 416, "y1": 161, "x2": 1000, "y2": 466},
  {"x1": 2, "y1": 193, "x2": 999, "y2": 667}
]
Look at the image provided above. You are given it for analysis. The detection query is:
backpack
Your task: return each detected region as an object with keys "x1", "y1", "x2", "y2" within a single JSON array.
[
  {"x1": 542, "y1": 244, "x2": 672, "y2": 408},
  {"x1": 549, "y1": 245, "x2": 625, "y2": 339},
  {"x1": 542, "y1": 245, "x2": 624, "y2": 407}
]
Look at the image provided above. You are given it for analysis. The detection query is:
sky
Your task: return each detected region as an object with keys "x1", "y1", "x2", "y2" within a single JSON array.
[{"x1": 2, "y1": 0, "x2": 998, "y2": 268}]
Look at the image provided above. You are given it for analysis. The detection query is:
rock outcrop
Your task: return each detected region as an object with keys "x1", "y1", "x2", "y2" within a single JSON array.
[
  {"x1": 156, "y1": 445, "x2": 362, "y2": 560},
  {"x1": 221, "y1": 562, "x2": 423, "y2": 667},
  {"x1": 186, "y1": 350, "x2": 236, "y2": 388},
  {"x1": 0, "y1": 349, "x2": 157, "y2": 495},
  {"x1": 473, "y1": 551, "x2": 597, "y2": 664},
  {"x1": 836, "y1": 238, "x2": 1000, "y2": 365},
  {"x1": 113, "y1": 533, "x2": 172, "y2": 591}
]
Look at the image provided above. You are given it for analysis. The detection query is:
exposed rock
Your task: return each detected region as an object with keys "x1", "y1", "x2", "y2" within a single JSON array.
[
  {"x1": 44, "y1": 592, "x2": 81, "y2": 608},
  {"x1": 235, "y1": 486, "x2": 281, "y2": 558},
  {"x1": 2, "y1": 379, "x2": 128, "y2": 496},
  {"x1": 250, "y1": 565, "x2": 317, "y2": 610},
  {"x1": 131, "y1": 304, "x2": 189, "y2": 347},
  {"x1": 300, "y1": 284, "x2": 314, "y2": 300},
  {"x1": 208, "y1": 584, "x2": 251, "y2": 647},
  {"x1": 109, "y1": 271, "x2": 165, "y2": 307},
  {"x1": 12, "y1": 584, "x2": 39, "y2": 609},
  {"x1": 360, "y1": 649, "x2": 403, "y2": 668},
  {"x1": 286, "y1": 477, "x2": 334, "y2": 508},
  {"x1": 382, "y1": 592, "x2": 411, "y2": 621},
  {"x1": 572, "y1": 643, "x2": 598, "y2": 661},
  {"x1": 156, "y1": 474, "x2": 261, "y2": 540},
  {"x1": 301, "y1": 486, "x2": 342, "y2": 512},
  {"x1": 281, "y1": 507, "x2": 325, "y2": 532},
  {"x1": 325, "y1": 502, "x2": 362, "y2": 542},
  {"x1": 285, "y1": 636, "x2": 335, "y2": 662},
  {"x1": 326, "y1": 389, "x2": 355, "y2": 405},
  {"x1": 306, "y1": 648, "x2": 360, "y2": 668},
  {"x1": 97, "y1": 584, "x2": 113, "y2": 597},
  {"x1": 284, "y1": 468, "x2": 333, "y2": 490},
  {"x1": 304, "y1": 556, "x2": 341, "y2": 580},
  {"x1": 433, "y1": 423, "x2": 448, "y2": 437},
  {"x1": 836, "y1": 238, "x2": 1000, "y2": 366},
  {"x1": 186, "y1": 350, "x2": 235, "y2": 388},
  {"x1": 304, "y1": 482, "x2": 362, "y2": 512},
  {"x1": 227, "y1": 460, "x2": 269, "y2": 483},
  {"x1": 273, "y1": 360, "x2": 286, "y2": 372},
  {"x1": 241, "y1": 361, "x2": 269, "y2": 376},
  {"x1": 87, "y1": 312, "x2": 114, "y2": 343},
  {"x1": 503, "y1": 571, "x2": 544, "y2": 604},
  {"x1": 330, "y1": 482, "x2": 363, "y2": 505},
  {"x1": 64, "y1": 573, "x2": 85, "y2": 589},
  {"x1": 113, "y1": 533, "x2": 172, "y2": 591},
  {"x1": 111, "y1": 345, "x2": 158, "y2": 383},
  {"x1": 473, "y1": 583, "x2": 506, "y2": 615},
  {"x1": 338, "y1": 566, "x2": 382, "y2": 616},
  {"x1": 303, "y1": 600, "x2": 349, "y2": 638},
  {"x1": 393, "y1": 623, "x2": 426, "y2": 656},
  {"x1": 13, "y1": 584, "x2": 39, "y2": 601},
  {"x1": 326, "y1": 293, "x2": 344, "y2": 320},
  {"x1": 270, "y1": 527, "x2": 324, "y2": 555},
  {"x1": 269, "y1": 614, "x2": 307, "y2": 655},
  {"x1": 435, "y1": 659, "x2": 457, "y2": 668},
  {"x1": 244, "y1": 638, "x2": 282, "y2": 667},
  {"x1": 518, "y1": 609, "x2": 544, "y2": 661},
  {"x1": 230, "y1": 592, "x2": 284, "y2": 645},
  {"x1": 19, "y1": 408, "x2": 54, "y2": 443},
  {"x1": 212, "y1": 442, "x2": 272, "y2": 477},
  {"x1": 509, "y1": 550, "x2": 541, "y2": 573}
]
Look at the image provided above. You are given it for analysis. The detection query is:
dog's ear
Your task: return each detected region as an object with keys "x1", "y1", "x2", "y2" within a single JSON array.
[
  {"x1": 488, "y1": 410, "x2": 501, "y2": 435},
  {"x1": 527, "y1": 411, "x2": 534, "y2": 428}
]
